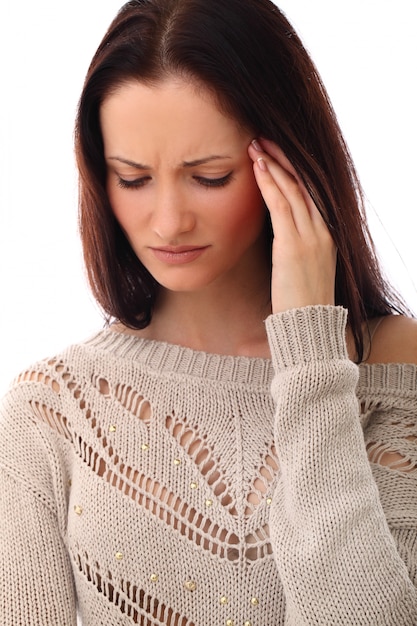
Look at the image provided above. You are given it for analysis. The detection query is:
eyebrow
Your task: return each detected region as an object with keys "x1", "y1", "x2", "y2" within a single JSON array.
[
  {"x1": 183, "y1": 155, "x2": 232, "y2": 167},
  {"x1": 107, "y1": 155, "x2": 232, "y2": 169}
]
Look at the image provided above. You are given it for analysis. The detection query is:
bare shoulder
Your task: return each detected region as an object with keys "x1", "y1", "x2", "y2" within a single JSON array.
[{"x1": 365, "y1": 315, "x2": 417, "y2": 365}]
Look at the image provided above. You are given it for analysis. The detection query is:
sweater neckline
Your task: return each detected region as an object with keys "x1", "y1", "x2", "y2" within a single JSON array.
[
  {"x1": 81, "y1": 328, "x2": 417, "y2": 393},
  {"x1": 82, "y1": 328, "x2": 273, "y2": 387}
]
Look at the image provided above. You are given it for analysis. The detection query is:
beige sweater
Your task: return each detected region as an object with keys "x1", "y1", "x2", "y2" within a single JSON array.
[{"x1": 1, "y1": 306, "x2": 416, "y2": 625}]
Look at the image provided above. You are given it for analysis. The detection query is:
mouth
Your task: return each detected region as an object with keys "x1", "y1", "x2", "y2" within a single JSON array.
[{"x1": 149, "y1": 245, "x2": 210, "y2": 265}]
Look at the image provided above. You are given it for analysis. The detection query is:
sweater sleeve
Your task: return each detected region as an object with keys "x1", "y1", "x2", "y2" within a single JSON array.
[
  {"x1": 0, "y1": 389, "x2": 77, "y2": 625},
  {"x1": 265, "y1": 306, "x2": 417, "y2": 625}
]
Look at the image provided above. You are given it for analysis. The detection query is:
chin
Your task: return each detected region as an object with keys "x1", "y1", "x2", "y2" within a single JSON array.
[
  {"x1": 151, "y1": 270, "x2": 221, "y2": 294},
  {"x1": 157, "y1": 280, "x2": 212, "y2": 293}
]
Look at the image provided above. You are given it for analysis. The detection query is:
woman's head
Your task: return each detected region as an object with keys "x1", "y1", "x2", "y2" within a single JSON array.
[
  {"x1": 100, "y1": 78, "x2": 268, "y2": 296},
  {"x1": 76, "y1": 0, "x2": 407, "y2": 360}
]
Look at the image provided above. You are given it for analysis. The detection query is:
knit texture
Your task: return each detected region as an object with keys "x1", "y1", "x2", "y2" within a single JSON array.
[{"x1": 1, "y1": 306, "x2": 417, "y2": 625}]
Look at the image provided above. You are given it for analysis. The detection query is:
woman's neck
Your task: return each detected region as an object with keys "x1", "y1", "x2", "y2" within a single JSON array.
[{"x1": 121, "y1": 270, "x2": 272, "y2": 358}]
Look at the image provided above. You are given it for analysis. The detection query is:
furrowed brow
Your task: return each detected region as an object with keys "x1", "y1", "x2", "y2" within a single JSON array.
[
  {"x1": 107, "y1": 155, "x2": 232, "y2": 169},
  {"x1": 108, "y1": 157, "x2": 150, "y2": 170},
  {"x1": 182, "y1": 155, "x2": 232, "y2": 167}
]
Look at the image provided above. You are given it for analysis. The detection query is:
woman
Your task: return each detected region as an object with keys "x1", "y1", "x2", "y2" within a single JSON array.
[{"x1": 1, "y1": 0, "x2": 417, "y2": 624}]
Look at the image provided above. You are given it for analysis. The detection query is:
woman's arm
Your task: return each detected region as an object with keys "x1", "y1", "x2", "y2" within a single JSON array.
[
  {"x1": 266, "y1": 305, "x2": 417, "y2": 624},
  {"x1": 248, "y1": 139, "x2": 417, "y2": 623},
  {"x1": 0, "y1": 390, "x2": 77, "y2": 625}
]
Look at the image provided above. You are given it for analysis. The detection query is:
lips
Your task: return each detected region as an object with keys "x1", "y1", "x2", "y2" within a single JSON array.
[{"x1": 149, "y1": 245, "x2": 210, "y2": 265}]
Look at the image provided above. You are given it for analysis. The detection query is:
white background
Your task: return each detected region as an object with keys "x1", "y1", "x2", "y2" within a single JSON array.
[{"x1": 1, "y1": 0, "x2": 416, "y2": 394}]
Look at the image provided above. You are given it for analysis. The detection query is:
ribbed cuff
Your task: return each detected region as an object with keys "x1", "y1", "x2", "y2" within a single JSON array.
[{"x1": 265, "y1": 305, "x2": 348, "y2": 370}]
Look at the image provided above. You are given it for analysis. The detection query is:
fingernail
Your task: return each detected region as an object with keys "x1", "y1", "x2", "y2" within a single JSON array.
[
  {"x1": 257, "y1": 157, "x2": 267, "y2": 172},
  {"x1": 252, "y1": 139, "x2": 262, "y2": 151}
]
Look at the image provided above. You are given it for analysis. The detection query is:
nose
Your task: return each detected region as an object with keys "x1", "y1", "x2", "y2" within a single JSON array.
[{"x1": 151, "y1": 183, "x2": 196, "y2": 242}]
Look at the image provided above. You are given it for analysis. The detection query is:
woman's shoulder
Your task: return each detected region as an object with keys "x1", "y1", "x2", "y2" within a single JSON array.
[{"x1": 364, "y1": 314, "x2": 417, "y2": 366}]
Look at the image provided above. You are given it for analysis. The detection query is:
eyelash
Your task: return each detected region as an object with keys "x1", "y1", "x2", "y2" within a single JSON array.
[
  {"x1": 194, "y1": 173, "x2": 234, "y2": 188},
  {"x1": 117, "y1": 173, "x2": 234, "y2": 190},
  {"x1": 117, "y1": 177, "x2": 150, "y2": 190}
]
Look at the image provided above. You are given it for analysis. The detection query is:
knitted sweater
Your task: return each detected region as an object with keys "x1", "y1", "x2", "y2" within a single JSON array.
[{"x1": 1, "y1": 306, "x2": 417, "y2": 625}]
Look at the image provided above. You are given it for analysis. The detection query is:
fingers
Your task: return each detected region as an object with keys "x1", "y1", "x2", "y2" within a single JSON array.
[
  {"x1": 248, "y1": 138, "x2": 337, "y2": 312},
  {"x1": 254, "y1": 138, "x2": 298, "y2": 179},
  {"x1": 248, "y1": 138, "x2": 327, "y2": 237}
]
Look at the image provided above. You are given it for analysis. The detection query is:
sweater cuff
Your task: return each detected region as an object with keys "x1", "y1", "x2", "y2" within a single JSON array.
[{"x1": 265, "y1": 305, "x2": 349, "y2": 370}]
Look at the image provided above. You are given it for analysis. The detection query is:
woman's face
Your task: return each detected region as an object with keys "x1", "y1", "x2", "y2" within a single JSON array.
[{"x1": 100, "y1": 78, "x2": 267, "y2": 294}]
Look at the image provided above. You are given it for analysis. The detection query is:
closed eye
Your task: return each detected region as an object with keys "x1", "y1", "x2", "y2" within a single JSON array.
[
  {"x1": 117, "y1": 176, "x2": 151, "y2": 190},
  {"x1": 194, "y1": 172, "x2": 234, "y2": 188},
  {"x1": 116, "y1": 172, "x2": 234, "y2": 190}
]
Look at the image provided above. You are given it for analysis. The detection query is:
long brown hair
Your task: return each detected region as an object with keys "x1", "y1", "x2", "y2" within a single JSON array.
[{"x1": 75, "y1": 0, "x2": 409, "y2": 361}]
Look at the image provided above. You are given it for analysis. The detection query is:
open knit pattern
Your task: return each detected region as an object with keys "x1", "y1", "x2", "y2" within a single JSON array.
[{"x1": 1, "y1": 306, "x2": 417, "y2": 625}]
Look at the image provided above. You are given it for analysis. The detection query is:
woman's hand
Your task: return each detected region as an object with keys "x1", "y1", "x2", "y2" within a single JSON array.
[{"x1": 248, "y1": 138, "x2": 337, "y2": 314}]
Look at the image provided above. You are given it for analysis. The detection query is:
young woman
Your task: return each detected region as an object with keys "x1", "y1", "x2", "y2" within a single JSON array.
[{"x1": 1, "y1": 0, "x2": 416, "y2": 624}]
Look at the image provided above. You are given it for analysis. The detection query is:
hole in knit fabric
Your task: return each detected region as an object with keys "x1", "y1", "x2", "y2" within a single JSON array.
[
  {"x1": 245, "y1": 444, "x2": 279, "y2": 515},
  {"x1": 366, "y1": 441, "x2": 417, "y2": 472},
  {"x1": 29, "y1": 400, "x2": 72, "y2": 441},
  {"x1": 17, "y1": 369, "x2": 61, "y2": 393},
  {"x1": 93, "y1": 375, "x2": 153, "y2": 425},
  {"x1": 165, "y1": 413, "x2": 238, "y2": 515},
  {"x1": 245, "y1": 524, "x2": 273, "y2": 561},
  {"x1": 75, "y1": 552, "x2": 195, "y2": 625},
  {"x1": 362, "y1": 398, "x2": 417, "y2": 473}
]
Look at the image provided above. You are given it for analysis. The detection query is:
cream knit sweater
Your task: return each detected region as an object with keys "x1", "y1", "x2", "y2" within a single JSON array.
[{"x1": 1, "y1": 306, "x2": 417, "y2": 625}]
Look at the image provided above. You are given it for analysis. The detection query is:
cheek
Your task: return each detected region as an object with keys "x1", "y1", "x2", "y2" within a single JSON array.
[
  {"x1": 106, "y1": 182, "x2": 121, "y2": 219},
  {"x1": 107, "y1": 185, "x2": 137, "y2": 232},
  {"x1": 218, "y1": 200, "x2": 265, "y2": 248},
  {"x1": 224, "y1": 179, "x2": 265, "y2": 234}
]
